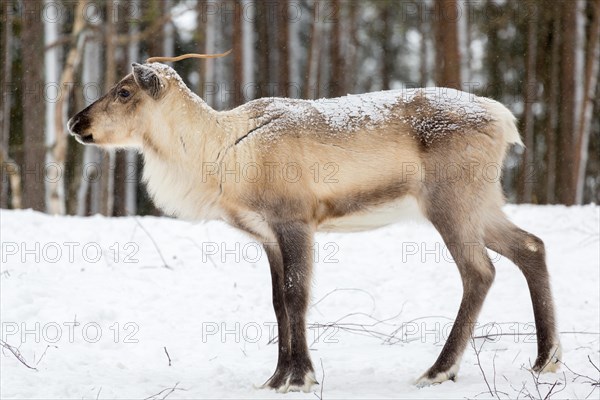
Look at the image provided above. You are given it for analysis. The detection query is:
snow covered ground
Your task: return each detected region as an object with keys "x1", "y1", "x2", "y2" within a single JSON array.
[{"x1": 1, "y1": 205, "x2": 598, "y2": 399}]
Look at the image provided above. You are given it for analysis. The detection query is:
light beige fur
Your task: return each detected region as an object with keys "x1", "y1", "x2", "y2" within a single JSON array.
[{"x1": 68, "y1": 63, "x2": 559, "y2": 393}]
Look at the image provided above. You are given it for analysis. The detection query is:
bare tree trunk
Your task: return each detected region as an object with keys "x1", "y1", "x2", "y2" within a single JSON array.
[
  {"x1": 204, "y1": 0, "x2": 216, "y2": 105},
  {"x1": 484, "y1": 0, "x2": 502, "y2": 100},
  {"x1": 195, "y1": 0, "x2": 206, "y2": 94},
  {"x1": 347, "y1": 1, "x2": 360, "y2": 92},
  {"x1": 434, "y1": 0, "x2": 461, "y2": 89},
  {"x1": 304, "y1": 2, "x2": 321, "y2": 99},
  {"x1": 545, "y1": 7, "x2": 561, "y2": 204},
  {"x1": 54, "y1": 0, "x2": 87, "y2": 214},
  {"x1": 519, "y1": 0, "x2": 538, "y2": 203},
  {"x1": 162, "y1": 0, "x2": 174, "y2": 62},
  {"x1": 288, "y1": 0, "x2": 300, "y2": 98},
  {"x1": 574, "y1": 0, "x2": 600, "y2": 204},
  {"x1": 255, "y1": 1, "x2": 271, "y2": 99},
  {"x1": 380, "y1": 3, "x2": 393, "y2": 91},
  {"x1": 143, "y1": 0, "x2": 164, "y2": 57},
  {"x1": 329, "y1": 0, "x2": 344, "y2": 97},
  {"x1": 0, "y1": 5, "x2": 20, "y2": 213},
  {"x1": 232, "y1": 1, "x2": 244, "y2": 107},
  {"x1": 557, "y1": 0, "x2": 579, "y2": 205},
  {"x1": 242, "y1": 0, "x2": 254, "y2": 101},
  {"x1": 0, "y1": 0, "x2": 13, "y2": 208},
  {"x1": 21, "y1": 0, "x2": 46, "y2": 211},
  {"x1": 277, "y1": 0, "x2": 290, "y2": 97},
  {"x1": 44, "y1": 0, "x2": 63, "y2": 214},
  {"x1": 419, "y1": 3, "x2": 429, "y2": 87},
  {"x1": 459, "y1": 0, "x2": 471, "y2": 83}
]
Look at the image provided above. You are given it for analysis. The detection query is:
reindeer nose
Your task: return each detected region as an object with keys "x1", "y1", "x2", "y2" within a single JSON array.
[{"x1": 68, "y1": 113, "x2": 94, "y2": 143}]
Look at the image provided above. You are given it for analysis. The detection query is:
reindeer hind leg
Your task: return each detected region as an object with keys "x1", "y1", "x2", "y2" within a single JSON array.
[
  {"x1": 416, "y1": 205, "x2": 496, "y2": 386},
  {"x1": 484, "y1": 215, "x2": 560, "y2": 372}
]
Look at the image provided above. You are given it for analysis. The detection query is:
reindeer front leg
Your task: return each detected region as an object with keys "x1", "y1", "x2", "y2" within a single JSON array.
[{"x1": 261, "y1": 221, "x2": 318, "y2": 393}]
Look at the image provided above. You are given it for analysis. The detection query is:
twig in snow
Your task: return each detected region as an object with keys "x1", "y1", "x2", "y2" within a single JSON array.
[
  {"x1": 163, "y1": 346, "x2": 172, "y2": 366},
  {"x1": 133, "y1": 216, "x2": 172, "y2": 269},
  {"x1": 35, "y1": 344, "x2": 58, "y2": 366},
  {"x1": 492, "y1": 349, "x2": 500, "y2": 397},
  {"x1": 313, "y1": 358, "x2": 325, "y2": 400},
  {"x1": 470, "y1": 336, "x2": 500, "y2": 400},
  {"x1": 558, "y1": 357, "x2": 600, "y2": 387},
  {"x1": 520, "y1": 359, "x2": 567, "y2": 400},
  {"x1": 144, "y1": 382, "x2": 185, "y2": 400},
  {"x1": 310, "y1": 288, "x2": 377, "y2": 316},
  {"x1": 0, "y1": 339, "x2": 37, "y2": 370},
  {"x1": 588, "y1": 355, "x2": 600, "y2": 376}
]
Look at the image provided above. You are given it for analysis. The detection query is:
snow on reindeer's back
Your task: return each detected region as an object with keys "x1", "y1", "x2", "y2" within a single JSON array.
[
  {"x1": 143, "y1": 67, "x2": 494, "y2": 144},
  {"x1": 310, "y1": 90, "x2": 403, "y2": 130},
  {"x1": 260, "y1": 87, "x2": 492, "y2": 141},
  {"x1": 260, "y1": 90, "x2": 405, "y2": 134}
]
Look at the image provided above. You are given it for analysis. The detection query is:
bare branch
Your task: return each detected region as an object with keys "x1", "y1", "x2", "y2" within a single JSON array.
[
  {"x1": 163, "y1": 346, "x2": 172, "y2": 367},
  {"x1": 144, "y1": 382, "x2": 185, "y2": 400},
  {"x1": 0, "y1": 339, "x2": 37, "y2": 370},
  {"x1": 133, "y1": 216, "x2": 172, "y2": 269}
]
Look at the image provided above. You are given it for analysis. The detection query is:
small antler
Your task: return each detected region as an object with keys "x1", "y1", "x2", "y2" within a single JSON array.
[{"x1": 146, "y1": 49, "x2": 232, "y2": 64}]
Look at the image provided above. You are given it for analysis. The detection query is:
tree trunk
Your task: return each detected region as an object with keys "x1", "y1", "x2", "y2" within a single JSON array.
[
  {"x1": 277, "y1": 0, "x2": 290, "y2": 97},
  {"x1": 232, "y1": 1, "x2": 244, "y2": 107},
  {"x1": 304, "y1": 2, "x2": 321, "y2": 99},
  {"x1": 459, "y1": 0, "x2": 471, "y2": 83},
  {"x1": 418, "y1": 3, "x2": 429, "y2": 87},
  {"x1": 195, "y1": 0, "x2": 206, "y2": 94},
  {"x1": 544, "y1": 6, "x2": 561, "y2": 204},
  {"x1": 329, "y1": 0, "x2": 344, "y2": 97},
  {"x1": 519, "y1": 0, "x2": 538, "y2": 203},
  {"x1": 484, "y1": 0, "x2": 502, "y2": 100},
  {"x1": 434, "y1": 0, "x2": 461, "y2": 89},
  {"x1": 347, "y1": 1, "x2": 360, "y2": 92},
  {"x1": 0, "y1": 0, "x2": 13, "y2": 208},
  {"x1": 43, "y1": 0, "x2": 63, "y2": 214},
  {"x1": 380, "y1": 3, "x2": 393, "y2": 91},
  {"x1": 21, "y1": 0, "x2": 46, "y2": 211},
  {"x1": 59, "y1": 0, "x2": 88, "y2": 215},
  {"x1": 162, "y1": 0, "x2": 174, "y2": 61},
  {"x1": 254, "y1": 1, "x2": 271, "y2": 98},
  {"x1": 574, "y1": 0, "x2": 600, "y2": 204},
  {"x1": 557, "y1": 0, "x2": 578, "y2": 205},
  {"x1": 143, "y1": 0, "x2": 164, "y2": 58},
  {"x1": 242, "y1": 0, "x2": 254, "y2": 101}
]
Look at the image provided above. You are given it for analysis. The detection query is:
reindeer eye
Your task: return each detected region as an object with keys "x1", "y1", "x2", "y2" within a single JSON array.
[{"x1": 118, "y1": 89, "x2": 130, "y2": 98}]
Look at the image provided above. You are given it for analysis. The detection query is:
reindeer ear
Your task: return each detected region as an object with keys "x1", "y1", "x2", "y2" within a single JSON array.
[{"x1": 132, "y1": 63, "x2": 163, "y2": 99}]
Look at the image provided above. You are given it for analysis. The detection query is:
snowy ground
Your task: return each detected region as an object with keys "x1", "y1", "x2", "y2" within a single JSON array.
[{"x1": 1, "y1": 205, "x2": 598, "y2": 399}]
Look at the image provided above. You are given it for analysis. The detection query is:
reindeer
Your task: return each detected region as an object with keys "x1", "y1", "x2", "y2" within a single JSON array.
[{"x1": 68, "y1": 58, "x2": 560, "y2": 393}]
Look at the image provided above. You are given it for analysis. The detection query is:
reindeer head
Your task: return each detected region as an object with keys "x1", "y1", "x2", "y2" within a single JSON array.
[
  {"x1": 67, "y1": 63, "x2": 171, "y2": 148},
  {"x1": 68, "y1": 51, "x2": 231, "y2": 149}
]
